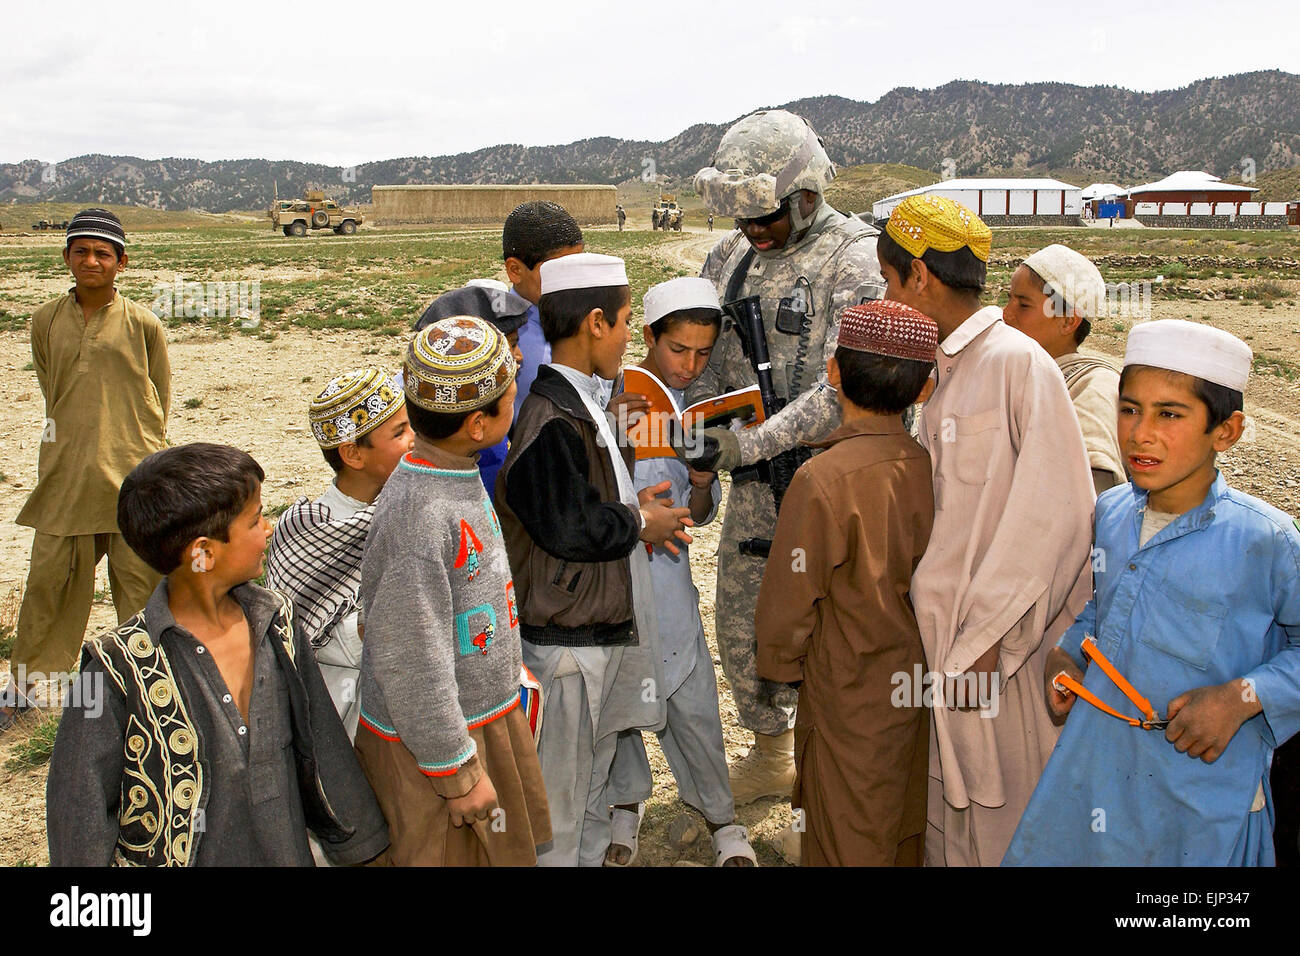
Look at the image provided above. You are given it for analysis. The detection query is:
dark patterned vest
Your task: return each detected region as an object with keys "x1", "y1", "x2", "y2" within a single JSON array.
[{"x1": 85, "y1": 589, "x2": 352, "y2": 866}]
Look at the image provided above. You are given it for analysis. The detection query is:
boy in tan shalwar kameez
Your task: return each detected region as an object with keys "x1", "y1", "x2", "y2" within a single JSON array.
[
  {"x1": 876, "y1": 196, "x2": 1095, "y2": 867},
  {"x1": 3, "y1": 209, "x2": 167, "y2": 729}
]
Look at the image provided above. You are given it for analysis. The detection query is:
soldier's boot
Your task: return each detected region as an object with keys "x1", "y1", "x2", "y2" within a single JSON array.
[{"x1": 728, "y1": 729, "x2": 795, "y2": 806}]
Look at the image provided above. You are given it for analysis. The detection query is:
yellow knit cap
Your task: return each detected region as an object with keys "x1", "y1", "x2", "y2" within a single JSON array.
[{"x1": 885, "y1": 194, "x2": 992, "y2": 263}]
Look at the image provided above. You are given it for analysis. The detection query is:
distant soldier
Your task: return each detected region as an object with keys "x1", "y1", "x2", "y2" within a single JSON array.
[
  {"x1": 688, "y1": 110, "x2": 885, "y2": 814},
  {"x1": 617, "y1": 204, "x2": 627, "y2": 231},
  {"x1": 652, "y1": 208, "x2": 661, "y2": 230},
  {"x1": 708, "y1": 213, "x2": 714, "y2": 231}
]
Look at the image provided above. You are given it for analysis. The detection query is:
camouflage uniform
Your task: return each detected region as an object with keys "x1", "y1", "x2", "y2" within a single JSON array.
[{"x1": 689, "y1": 113, "x2": 885, "y2": 735}]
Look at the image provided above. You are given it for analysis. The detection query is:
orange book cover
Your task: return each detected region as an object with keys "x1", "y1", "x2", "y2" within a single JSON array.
[{"x1": 620, "y1": 366, "x2": 765, "y2": 460}]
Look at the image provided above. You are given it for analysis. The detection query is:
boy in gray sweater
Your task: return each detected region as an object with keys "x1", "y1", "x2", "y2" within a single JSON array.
[{"x1": 355, "y1": 317, "x2": 551, "y2": 866}]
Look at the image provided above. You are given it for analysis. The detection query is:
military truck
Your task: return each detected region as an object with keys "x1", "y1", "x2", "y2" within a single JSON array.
[
  {"x1": 271, "y1": 189, "x2": 363, "y2": 237},
  {"x1": 652, "y1": 195, "x2": 681, "y2": 231}
]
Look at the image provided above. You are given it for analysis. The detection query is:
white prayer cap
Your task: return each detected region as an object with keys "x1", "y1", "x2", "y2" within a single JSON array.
[
  {"x1": 1124, "y1": 319, "x2": 1252, "y2": 392},
  {"x1": 1022, "y1": 244, "x2": 1107, "y2": 319},
  {"x1": 642, "y1": 276, "x2": 721, "y2": 327},
  {"x1": 539, "y1": 252, "x2": 628, "y2": 295}
]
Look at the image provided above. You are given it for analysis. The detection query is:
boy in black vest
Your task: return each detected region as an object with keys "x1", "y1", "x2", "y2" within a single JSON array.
[{"x1": 495, "y1": 253, "x2": 689, "y2": 865}]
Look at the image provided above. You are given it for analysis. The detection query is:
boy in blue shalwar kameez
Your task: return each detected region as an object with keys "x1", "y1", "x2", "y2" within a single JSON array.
[{"x1": 1004, "y1": 319, "x2": 1300, "y2": 866}]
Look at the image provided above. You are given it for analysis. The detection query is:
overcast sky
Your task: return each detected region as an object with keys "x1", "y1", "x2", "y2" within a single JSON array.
[{"x1": 3, "y1": 0, "x2": 1298, "y2": 167}]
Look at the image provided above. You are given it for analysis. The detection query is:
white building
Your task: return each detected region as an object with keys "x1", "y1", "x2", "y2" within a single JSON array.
[
  {"x1": 1081, "y1": 183, "x2": 1126, "y2": 202},
  {"x1": 872, "y1": 178, "x2": 1084, "y2": 220}
]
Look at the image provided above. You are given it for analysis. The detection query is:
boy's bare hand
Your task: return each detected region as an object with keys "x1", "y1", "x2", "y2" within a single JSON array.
[
  {"x1": 950, "y1": 641, "x2": 1001, "y2": 711},
  {"x1": 1165, "y1": 679, "x2": 1262, "y2": 763},
  {"x1": 609, "y1": 391, "x2": 651, "y2": 425},
  {"x1": 686, "y1": 467, "x2": 716, "y2": 490},
  {"x1": 447, "y1": 774, "x2": 498, "y2": 827},
  {"x1": 1045, "y1": 646, "x2": 1085, "y2": 719},
  {"x1": 638, "y1": 481, "x2": 694, "y2": 556}
]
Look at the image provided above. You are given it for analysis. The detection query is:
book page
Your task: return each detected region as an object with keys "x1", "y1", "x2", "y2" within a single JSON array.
[
  {"x1": 682, "y1": 385, "x2": 766, "y2": 433},
  {"x1": 621, "y1": 365, "x2": 683, "y2": 460}
]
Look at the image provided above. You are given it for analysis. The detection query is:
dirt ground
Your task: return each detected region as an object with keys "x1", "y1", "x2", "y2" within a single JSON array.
[{"x1": 2, "y1": 229, "x2": 1299, "y2": 867}]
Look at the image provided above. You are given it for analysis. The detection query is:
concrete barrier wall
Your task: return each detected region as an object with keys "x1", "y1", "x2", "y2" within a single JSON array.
[{"x1": 371, "y1": 184, "x2": 617, "y2": 225}]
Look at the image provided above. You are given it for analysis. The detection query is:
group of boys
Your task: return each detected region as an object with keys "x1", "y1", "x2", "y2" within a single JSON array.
[
  {"x1": 7, "y1": 105, "x2": 1300, "y2": 867},
  {"x1": 747, "y1": 190, "x2": 1299, "y2": 867}
]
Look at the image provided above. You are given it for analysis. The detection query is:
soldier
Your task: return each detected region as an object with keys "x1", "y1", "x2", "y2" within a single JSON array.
[
  {"x1": 687, "y1": 110, "x2": 886, "y2": 818},
  {"x1": 617, "y1": 204, "x2": 627, "y2": 231},
  {"x1": 708, "y1": 213, "x2": 714, "y2": 232}
]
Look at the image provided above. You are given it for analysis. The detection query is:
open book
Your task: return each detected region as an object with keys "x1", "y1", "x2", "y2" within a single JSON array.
[{"x1": 620, "y1": 365, "x2": 765, "y2": 460}]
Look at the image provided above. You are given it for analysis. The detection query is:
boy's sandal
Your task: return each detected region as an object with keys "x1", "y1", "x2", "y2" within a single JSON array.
[
  {"x1": 603, "y1": 803, "x2": 644, "y2": 868},
  {"x1": 712, "y1": 823, "x2": 757, "y2": 867}
]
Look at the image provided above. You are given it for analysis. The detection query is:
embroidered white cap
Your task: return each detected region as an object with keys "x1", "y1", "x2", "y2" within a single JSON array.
[
  {"x1": 1124, "y1": 319, "x2": 1252, "y2": 392},
  {"x1": 539, "y1": 252, "x2": 628, "y2": 295},
  {"x1": 642, "y1": 276, "x2": 721, "y2": 327}
]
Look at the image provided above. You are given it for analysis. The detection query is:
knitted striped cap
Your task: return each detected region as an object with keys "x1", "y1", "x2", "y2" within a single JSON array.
[
  {"x1": 404, "y1": 316, "x2": 517, "y2": 413},
  {"x1": 886, "y1": 194, "x2": 991, "y2": 263},
  {"x1": 66, "y1": 208, "x2": 126, "y2": 253},
  {"x1": 309, "y1": 367, "x2": 405, "y2": 448},
  {"x1": 837, "y1": 300, "x2": 938, "y2": 362}
]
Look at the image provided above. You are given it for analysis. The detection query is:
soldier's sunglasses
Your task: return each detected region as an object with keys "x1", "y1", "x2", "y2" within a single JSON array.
[{"x1": 736, "y1": 198, "x2": 791, "y2": 229}]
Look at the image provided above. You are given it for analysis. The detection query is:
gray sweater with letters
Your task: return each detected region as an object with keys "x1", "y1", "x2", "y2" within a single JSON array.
[{"x1": 357, "y1": 447, "x2": 521, "y2": 779}]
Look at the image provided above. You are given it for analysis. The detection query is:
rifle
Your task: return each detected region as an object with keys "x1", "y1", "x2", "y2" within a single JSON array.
[{"x1": 721, "y1": 294, "x2": 809, "y2": 558}]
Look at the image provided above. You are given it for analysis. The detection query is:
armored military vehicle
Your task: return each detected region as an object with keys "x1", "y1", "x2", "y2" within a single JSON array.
[{"x1": 271, "y1": 189, "x2": 363, "y2": 237}]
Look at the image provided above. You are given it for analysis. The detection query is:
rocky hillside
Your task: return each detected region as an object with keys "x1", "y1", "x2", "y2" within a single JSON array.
[{"x1": 3, "y1": 71, "x2": 1297, "y2": 212}]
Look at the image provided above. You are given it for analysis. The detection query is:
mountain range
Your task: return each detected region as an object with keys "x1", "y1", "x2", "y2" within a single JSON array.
[{"x1": 2, "y1": 70, "x2": 1297, "y2": 212}]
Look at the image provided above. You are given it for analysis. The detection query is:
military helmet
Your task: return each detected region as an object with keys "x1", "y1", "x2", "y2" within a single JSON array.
[{"x1": 694, "y1": 109, "x2": 836, "y2": 220}]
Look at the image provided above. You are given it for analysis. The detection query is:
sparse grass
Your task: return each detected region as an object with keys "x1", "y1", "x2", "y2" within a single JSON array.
[
  {"x1": 1253, "y1": 355, "x2": 1300, "y2": 380},
  {"x1": 987, "y1": 227, "x2": 1300, "y2": 262},
  {"x1": 266, "y1": 501, "x2": 292, "y2": 519},
  {"x1": 21, "y1": 361, "x2": 33, "y2": 371},
  {"x1": 183, "y1": 397, "x2": 203, "y2": 409},
  {"x1": 1225, "y1": 280, "x2": 1290, "y2": 302},
  {"x1": 3, "y1": 214, "x2": 1297, "y2": 345},
  {"x1": 5, "y1": 712, "x2": 60, "y2": 771}
]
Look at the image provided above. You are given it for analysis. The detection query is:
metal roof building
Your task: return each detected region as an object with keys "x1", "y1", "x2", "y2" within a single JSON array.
[
  {"x1": 872, "y1": 178, "x2": 1084, "y2": 220},
  {"x1": 1125, "y1": 171, "x2": 1257, "y2": 205}
]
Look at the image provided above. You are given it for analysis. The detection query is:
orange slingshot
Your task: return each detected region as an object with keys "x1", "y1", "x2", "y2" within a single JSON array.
[{"x1": 1051, "y1": 636, "x2": 1170, "y2": 731}]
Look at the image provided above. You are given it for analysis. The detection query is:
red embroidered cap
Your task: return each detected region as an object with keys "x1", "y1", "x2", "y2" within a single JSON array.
[{"x1": 837, "y1": 299, "x2": 938, "y2": 362}]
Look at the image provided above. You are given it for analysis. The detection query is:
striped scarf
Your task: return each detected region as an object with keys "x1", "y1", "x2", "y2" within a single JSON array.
[{"x1": 264, "y1": 496, "x2": 372, "y2": 647}]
